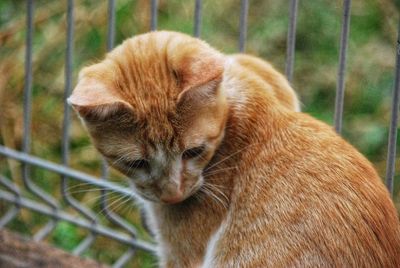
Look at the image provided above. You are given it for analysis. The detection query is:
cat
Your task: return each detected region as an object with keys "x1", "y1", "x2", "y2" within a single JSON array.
[{"x1": 69, "y1": 31, "x2": 400, "y2": 267}]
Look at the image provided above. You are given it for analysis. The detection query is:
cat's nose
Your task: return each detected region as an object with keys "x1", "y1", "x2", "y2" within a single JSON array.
[{"x1": 160, "y1": 190, "x2": 184, "y2": 204}]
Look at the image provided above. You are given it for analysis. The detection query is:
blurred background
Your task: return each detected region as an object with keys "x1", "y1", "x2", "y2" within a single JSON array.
[{"x1": 0, "y1": 0, "x2": 399, "y2": 267}]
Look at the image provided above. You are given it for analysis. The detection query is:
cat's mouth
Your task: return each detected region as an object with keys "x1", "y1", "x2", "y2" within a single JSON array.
[{"x1": 130, "y1": 177, "x2": 204, "y2": 205}]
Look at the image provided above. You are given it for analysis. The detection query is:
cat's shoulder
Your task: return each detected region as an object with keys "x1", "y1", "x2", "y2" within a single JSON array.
[{"x1": 224, "y1": 53, "x2": 301, "y2": 112}]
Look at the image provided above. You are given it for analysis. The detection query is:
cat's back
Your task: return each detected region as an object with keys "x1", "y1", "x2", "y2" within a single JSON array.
[
  {"x1": 208, "y1": 111, "x2": 400, "y2": 267},
  {"x1": 228, "y1": 54, "x2": 301, "y2": 112},
  {"x1": 296, "y1": 115, "x2": 399, "y2": 262}
]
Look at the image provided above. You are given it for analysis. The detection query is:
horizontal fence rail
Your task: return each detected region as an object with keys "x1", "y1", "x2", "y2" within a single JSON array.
[{"x1": 0, "y1": 0, "x2": 399, "y2": 266}]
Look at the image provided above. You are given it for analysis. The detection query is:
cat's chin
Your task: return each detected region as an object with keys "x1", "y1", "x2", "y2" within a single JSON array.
[
  {"x1": 133, "y1": 188, "x2": 201, "y2": 205},
  {"x1": 129, "y1": 177, "x2": 204, "y2": 205},
  {"x1": 160, "y1": 184, "x2": 203, "y2": 205},
  {"x1": 164, "y1": 182, "x2": 205, "y2": 205}
]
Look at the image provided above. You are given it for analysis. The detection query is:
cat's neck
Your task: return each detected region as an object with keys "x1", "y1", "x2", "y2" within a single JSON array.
[{"x1": 222, "y1": 70, "x2": 291, "y2": 156}]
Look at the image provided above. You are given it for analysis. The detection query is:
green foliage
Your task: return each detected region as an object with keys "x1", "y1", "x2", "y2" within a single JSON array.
[{"x1": 52, "y1": 221, "x2": 82, "y2": 252}]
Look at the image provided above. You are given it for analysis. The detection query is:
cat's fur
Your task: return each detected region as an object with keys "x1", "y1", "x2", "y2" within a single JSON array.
[{"x1": 69, "y1": 31, "x2": 400, "y2": 267}]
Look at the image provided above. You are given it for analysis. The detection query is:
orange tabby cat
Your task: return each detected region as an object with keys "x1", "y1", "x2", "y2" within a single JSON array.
[{"x1": 69, "y1": 31, "x2": 400, "y2": 267}]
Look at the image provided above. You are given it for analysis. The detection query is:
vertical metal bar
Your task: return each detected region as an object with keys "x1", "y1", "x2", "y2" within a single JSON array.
[
  {"x1": 150, "y1": 0, "x2": 158, "y2": 31},
  {"x1": 100, "y1": 3, "x2": 138, "y2": 264},
  {"x1": 238, "y1": 0, "x2": 249, "y2": 52},
  {"x1": 61, "y1": 0, "x2": 98, "y2": 255},
  {"x1": 107, "y1": 0, "x2": 116, "y2": 51},
  {"x1": 334, "y1": 0, "x2": 352, "y2": 134},
  {"x1": 22, "y1": 0, "x2": 59, "y2": 241},
  {"x1": 385, "y1": 21, "x2": 400, "y2": 196},
  {"x1": 62, "y1": 0, "x2": 74, "y2": 167},
  {"x1": 285, "y1": 0, "x2": 298, "y2": 83},
  {"x1": 22, "y1": 0, "x2": 34, "y2": 158},
  {"x1": 193, "y1": 0, "x2": 202, "y2": 37}
]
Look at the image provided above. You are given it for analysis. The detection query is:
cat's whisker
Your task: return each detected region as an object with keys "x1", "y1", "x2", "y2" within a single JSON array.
[
  {"x1": 201, "y1": 181, "x2": 227, "y2": 191},
  {"x1": 126, "y1": 161, "x2": 140, "y2": 175},
  {"x1": 111, "y1": 152, "x2": 132, "y2": 166},
  {"x1": 97, "y1": 194, "x2": 129, "y2": 216},
  {"x1": 203, "y1": 182, "x2": 229, "y2": 204},
  {"x1": 204, "y1": 188, "x2": 227, "y2": 210},
  {"x1": 67, "y1": 188, "x2": 104, "y2": 195},
  {"x1": 106, "y1": 195, "x2": 133, "y2": 215},
  {"x1": 82, "y1": 190, "x2": 118, "y2": 205},
  {"x1": 203, "y1": 166, "x2": 237, "y2": 177},
  {"x1": 205, "y1": 143, "x2": 259, "y2": 172},
  {"x1": 120, "y1": 197, "x2": 135, "y2": 216},
  {"x1": 200, "y1": 184, "x2": 228, "y2": 210},
  {"x1": 65, "y1": 182, "x2": 103, "y2": 192},
  {"x1": 193, "y1": 187, "x2": 206, "y2": 203}
]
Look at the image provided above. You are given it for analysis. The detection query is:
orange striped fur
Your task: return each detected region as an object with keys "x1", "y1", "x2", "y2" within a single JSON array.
[{"x1": 69, "y1": 31, "x2": 400, "y2": 267}]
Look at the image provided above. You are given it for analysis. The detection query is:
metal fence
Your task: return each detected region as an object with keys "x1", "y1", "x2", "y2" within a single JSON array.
[{"x1": 0, "y1": 0, "x2": 399, "y2": 267}]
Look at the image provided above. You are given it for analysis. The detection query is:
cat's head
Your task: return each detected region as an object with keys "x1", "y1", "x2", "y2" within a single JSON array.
[{"x1": 68, "y1": 31, "x2": 228, "y2": 204}]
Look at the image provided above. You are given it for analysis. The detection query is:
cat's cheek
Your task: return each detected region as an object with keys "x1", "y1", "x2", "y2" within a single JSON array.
[
  {"x1": 184, "y1": 159, "x2": 203, "y2": 177},
  {"x1": 129, "y1": 170, "x2": 150, "y2": 183},
  {"x1": 127, "y1": 179, "x2": 158, "y2": 203}
]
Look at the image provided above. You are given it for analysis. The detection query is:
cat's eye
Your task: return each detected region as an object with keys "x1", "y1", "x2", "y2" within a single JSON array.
[
  {"x1": 123, "y1": 159, "x2": 150, "y2": 170},
  {"x1": 172, "y1": 69, "x2": 180, "y2": 84},
  {"x1": 182, "y1": 145, "x2": 205, "y2": 159}
]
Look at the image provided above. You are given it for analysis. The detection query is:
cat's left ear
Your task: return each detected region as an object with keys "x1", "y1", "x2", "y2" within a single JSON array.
[{"x1": 174, "y1": 45, "x2": 225, "y2": 103}]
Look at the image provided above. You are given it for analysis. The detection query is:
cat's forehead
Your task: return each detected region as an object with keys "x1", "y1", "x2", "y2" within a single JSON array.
[{"x1": 103, "y1": 35, "x2": 185, "y2": 120}]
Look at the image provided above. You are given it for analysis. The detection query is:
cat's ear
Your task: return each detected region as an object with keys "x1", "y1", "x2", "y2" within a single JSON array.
[
  {"x1": 176, "y1": 78, "x2": 222, "y2": 108},
  {"x1": 68, "y1": 77, "x2": 133, "y2": 121},
  {"x1": 174, "y1": 46, "x2": 225, "y2": 103}
]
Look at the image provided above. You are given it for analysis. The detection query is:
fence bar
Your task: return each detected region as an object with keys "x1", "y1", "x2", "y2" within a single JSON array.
[
  {"x1": 334, "y1": 0, "x2": 352, "y2": 133},
  {"x1": 33, "y1": 221, "x2": 57, "y2": 240},
  {"x1": 61, "y1": 1, "x2": 98, "y2": 255},
  {"x1": 62, "y1": 0, "x2": 74, "y2": 169},
  {"x1": 112, "y1": 248, "x2": 136, "y2": 268},
  {"x1": 0, "y1": 175, "x2": 21, "y2": 196},
  {"x1": 193, "y1": 0, "x2": 202, "y2": 37},
  {"x1": 285, "y1": 0, "x2": 298, "y2": 83},
  {"x1": 0, "y1": 208, "x2": 19, "y2": 228},
  {"x1": 22, "y1": 0, "x2": 59, "y2": 241},
  {"x1": 72, "y1": 235, "x2": 96, "y2": 255},
  {"x1": 150, "y1": 0, "x2": 158, "y2": 31},
  {"x1": 238, "y1": 0, "x2": 249, "y2": 52},
  {"x1": 107, "y1": 0, "x2": 116, "y2": 51},
  {"x1": 61, "y1": 0, "x2": 98, "y2": 225},
  {"x1": 101, "y1": 3, "x2": 139, "y2": 261},
  {"x1": 0, "y1": 146, "x2": 134, "y2": 197},
  {"x1": 101, "y1": 164, "x2": 137, "y2": 237},
  {"x1": 385, "y1": 21, "x2": 400, "y2": 195},
  {"x1": 22, "y1": 0, "x2": 58, "y2": 208},
  {"x1": 22, "y1": 1, "x2": 33, "y2": 155},
  {"x1": 0, "y1": 175, "x2": 21, "y2": 228},
  {"x1": 0, "y1": 189, "x2": 156, "y2": 253}
]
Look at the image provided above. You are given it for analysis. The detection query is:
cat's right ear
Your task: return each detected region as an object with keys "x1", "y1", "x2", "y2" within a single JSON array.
[{"x1": 68, "y1": 76, "x2": 133, "y2": 122}]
